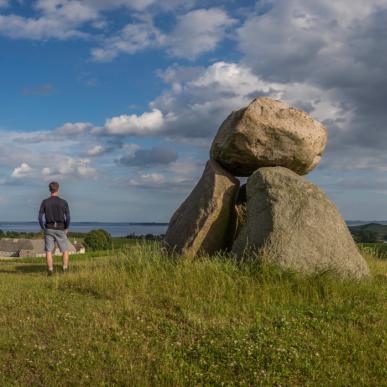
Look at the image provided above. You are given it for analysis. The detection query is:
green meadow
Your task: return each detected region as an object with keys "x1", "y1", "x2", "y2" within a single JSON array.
[{"x1": 0, "y1": 243, "x2": 386, "y2": 386}]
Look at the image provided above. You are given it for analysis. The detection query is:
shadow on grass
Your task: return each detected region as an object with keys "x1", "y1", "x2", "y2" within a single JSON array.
[
  {"x1": 0, "y1": 264, "x2": 48, "y2": 275},
  {"x1": 15, "y1": 265, "x2": 49, "y2": 274},
  {"x1": 0, "y1": 264, "x2": 80, "y2": 275}
]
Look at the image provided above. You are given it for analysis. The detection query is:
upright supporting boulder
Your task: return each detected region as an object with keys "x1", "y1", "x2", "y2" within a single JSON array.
[
  {"x1": 164, "y1": 159, "x2": 240, "y2": 256},
  {"x1": 210, "y1": 97, "x2": 327, "y2": 176},
  {"x1": 232, "y1": 167, "x2": 369, "y2": 278}
]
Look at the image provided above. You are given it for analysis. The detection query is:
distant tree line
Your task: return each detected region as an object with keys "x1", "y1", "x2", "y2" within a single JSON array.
[
  {"x1": 125, "y1": 233, "x2": 165, "y2": 241},
  {"x1": 0, "y1": 229, "x2": 88, "y2": 240},
  {"x1": 351, "y1": 229, "x2": 387, "y2": 243},
  {"x1": 1, "y1": 226, "x2": 385, "y2": 246},
  {"x1": 82, "y1": 230, "x2": 164, "y2": 251},
  {"x1": 0, "y1": 230, "x2": 42, "y2": 239},
  {"x1": 0, "y1": 228, "x2": 164, "y2": 243}
]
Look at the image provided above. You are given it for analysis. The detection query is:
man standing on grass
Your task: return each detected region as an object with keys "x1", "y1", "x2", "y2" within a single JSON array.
[{"x1": 38, "y1": 181, "x2": 71, "y2": 276}]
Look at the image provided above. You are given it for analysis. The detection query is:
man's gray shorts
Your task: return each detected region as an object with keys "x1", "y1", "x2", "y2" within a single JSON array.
[{"x1": 44, "y1": 229, "x2": 68, "y2": 253}]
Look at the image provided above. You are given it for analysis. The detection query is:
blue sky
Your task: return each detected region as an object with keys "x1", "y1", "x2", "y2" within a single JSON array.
[{"x1": 1, "y1": 0, "x2": 387, "y2": 222}]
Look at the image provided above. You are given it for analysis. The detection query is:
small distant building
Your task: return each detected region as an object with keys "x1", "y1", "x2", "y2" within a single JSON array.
[
  {"x1": 72, "y1": 240, "x2": 86, "y2": 254},
  {"x1": 0, "y1": 238, "x2": 85, "y2": 258}
]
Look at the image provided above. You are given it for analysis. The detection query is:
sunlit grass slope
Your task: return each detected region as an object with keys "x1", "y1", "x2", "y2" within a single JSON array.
[{"x1": 0, "y1": 243, "x2": 386, "y2": 386}]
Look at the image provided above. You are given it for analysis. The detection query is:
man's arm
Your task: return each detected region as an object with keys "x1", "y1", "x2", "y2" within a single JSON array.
[
  {"x1": 38, "y1": 201, "x2": 45, "y2": 230},
  {"x1": 64, "y1": 201, "x2": 71, "y2": 231}
]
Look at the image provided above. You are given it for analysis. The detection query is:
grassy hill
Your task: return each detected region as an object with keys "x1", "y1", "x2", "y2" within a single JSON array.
[
  {"x1": 0, "y1": 244, "x2": 386, "y2": 385},
  {"x1": 349, "y1": 222, "x2": 387, "y2": 240}
]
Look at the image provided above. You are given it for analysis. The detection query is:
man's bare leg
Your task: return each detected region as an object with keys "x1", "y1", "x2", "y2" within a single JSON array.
[
  {"x1": 46, "y1": 251, "x2": 54, "y2": 275},
  {"x1": 62, "y1": 251, "x2": 69, "y2": 270}
]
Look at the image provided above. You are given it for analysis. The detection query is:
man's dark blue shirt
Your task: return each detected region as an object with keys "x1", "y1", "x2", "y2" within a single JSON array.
[{"x1": 38, "y1": 196, "x2": 70, "y2": 230}]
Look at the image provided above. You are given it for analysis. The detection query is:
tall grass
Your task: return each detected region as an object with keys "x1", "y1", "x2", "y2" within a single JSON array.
[{"x1": 0, "y1": 242, "x2": 386, "y2": 385}]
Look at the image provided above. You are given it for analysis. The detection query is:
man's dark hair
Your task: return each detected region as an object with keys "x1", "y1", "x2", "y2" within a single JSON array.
[{"x1": 49, "y1": 181, "x2": 59, "y2": 193}]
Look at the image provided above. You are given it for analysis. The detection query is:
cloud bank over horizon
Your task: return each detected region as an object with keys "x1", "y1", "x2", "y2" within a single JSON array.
[{"x1": 1, "y1": 0, "x2": 387, "y2": 222}]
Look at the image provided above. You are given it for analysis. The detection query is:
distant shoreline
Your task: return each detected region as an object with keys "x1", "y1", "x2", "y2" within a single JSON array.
[
  {"x1": 2, "y1": 221, "x2": 387, "y2": 226},
  {"x1": 0, "y1": 222, "x2": 169, "y2": 225},
  {"x1": 0, "y1": 222, "x2": 169, "y2": 237}
]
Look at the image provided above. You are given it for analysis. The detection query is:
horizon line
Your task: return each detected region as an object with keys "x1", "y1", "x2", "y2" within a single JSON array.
[{"x1": 0, "y1": 221, "x2": 169, "y2": 224}]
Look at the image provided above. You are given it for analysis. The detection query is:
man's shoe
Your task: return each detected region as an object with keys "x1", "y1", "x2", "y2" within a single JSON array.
[
  {"x1": 62, "y1": 267, "x2": 69, "y2": 274},
  {"x1": 47, "y1": 269, "x2": 54, "y2": 277}
]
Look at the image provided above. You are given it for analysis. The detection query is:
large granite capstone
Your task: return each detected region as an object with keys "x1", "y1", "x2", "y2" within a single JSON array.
[{"x1": 210, "y1": 97, "x2": 327, "y2": 176}]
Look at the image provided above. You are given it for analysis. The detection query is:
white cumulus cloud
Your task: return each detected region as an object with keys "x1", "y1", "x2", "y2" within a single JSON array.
[
  {"x1": 57, "y1": 122, "x2": 92, "y2": 135},
  {"x1": 41, "y1": 157, "x2": 97, "y2": 180},
  {"x1": 91, "y1": 7, "x2": 236, "y2": 62},
  {"x1": 11, "y1": 163, "x2": 34, "y2": 178},
  {"x1": 127, "y1": 172, "x2": 166, "y2": 188},
  {"x1": 167, "y1": 8, "x2": 237, "y2": 59},
  {"x1": 86, "y1": 145, "x2": 106, "y2": 157},
  {"x1": 91, "y1": 16, "x2": 166, "y2": 62},
  {"x1": 148, "y1": 61, "x2": 342, "y2": 141},
  {"x1": 105, "y1": 109, "x2": 165, "y2": 135}
]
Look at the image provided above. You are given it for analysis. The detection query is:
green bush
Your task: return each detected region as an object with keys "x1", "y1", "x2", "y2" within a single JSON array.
[
  {"x1": 83, "y1": 229, "x2": 112, "y2": 251},
  {"x1": 356, "y1": 229, "x2": 379, "y2": 243}
]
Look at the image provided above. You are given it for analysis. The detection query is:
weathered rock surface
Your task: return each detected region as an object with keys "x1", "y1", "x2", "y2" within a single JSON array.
[
  {"x1": 234, "y1": 184, "x2": 247, "y2": 239},
  {"x1": 210, "y1": 97, "x2": 327, "y2": 176},
  {"x1": 232, "y1": 167, "x2": 370, "y2": 278},
  {"x1": 164, "y1": 159, "x2": 240, "y2": 256}
]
